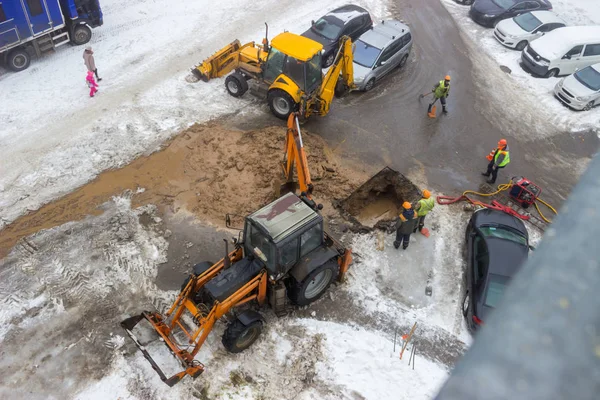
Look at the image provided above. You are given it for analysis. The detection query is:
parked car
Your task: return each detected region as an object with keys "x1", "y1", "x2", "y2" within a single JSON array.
[
  {"x1": 469, "y1": 0, "x2": 552, "y2": 28},
  {"x1": 554, "y1": 63, "x2": 600, "y2": 111},
  {"x1": 521, "y1": 26, "x2": 600, "y2": 77},
  {"x1": 302, "y1": 4, "x2": 372, "y2": 67},
  {"x1": 494, "y1": 10, "x2": 566, "y2": 50},
  {"x1": 463, "y1": 208, "x2": 529, "y2": 332},
  {"x1": 352, "y1": 20, "x2": 412, "y2": 91}
]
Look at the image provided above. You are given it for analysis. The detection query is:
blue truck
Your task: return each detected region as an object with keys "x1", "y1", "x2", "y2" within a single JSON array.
[{"x1": 0, "y1": 0, "x2": 103, "y2": 72}]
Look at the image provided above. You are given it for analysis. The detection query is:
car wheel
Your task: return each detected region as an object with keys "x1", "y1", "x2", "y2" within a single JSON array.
[
  {"x1": 515, "y1": 41, "x2": 528, "y2": 51},
  {"x1": 462, "y1": 292, "x2": 470, "y2": 317},
  {"x1": 268, "y1": 89, "x2": 296, "y2": 120},
  {"x1": 225, "y1": 72, "x2": 248, "y2": 97},
  {"x1": 399, "y1": 54, "x2": 409, "y2": 68},
  {"x1": 6, "y1": 48, "x2": 31, "y2": 72},
  {"x1": 71, "y1": 24, "x2": 92, "y2": 45},
  {"x1": 222, "y1": 319, "x2": 263, "y2": 353},
  {"x1": 364, "y1": 78, "x2": 376, "y2": 92},
  {"x1": 583, "y1": 101, "x2": 595, "y2": 111},
  {"x1": 545, "y1": 68, "x2": 559, "y2": 78},
  {"x1": 323, "y1": 52, "x2": 335, "y2": 68}
]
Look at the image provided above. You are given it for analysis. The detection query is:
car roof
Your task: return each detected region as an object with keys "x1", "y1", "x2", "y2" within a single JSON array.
[
  {"x1": 248, "y1": 192, "x2": 321, "y2": 243},
  {"x1": 472, "y1": 208, "x2": 529, "y2": 238},
  {"x1": 529, "y1": 10, "x2": 566, "y2": 24},
  {"x1": 357, "y1": 20, "x2": 410, "y2": 49},
  {"x1": 327, "y1": 4, "x2": 370, "y2": 24},
  {"x1": 271, "y1": 32, "x2": 323, "y2": 61},
  {"x1": 532, "y1": 26, "x2": 600, "y2": 56}
]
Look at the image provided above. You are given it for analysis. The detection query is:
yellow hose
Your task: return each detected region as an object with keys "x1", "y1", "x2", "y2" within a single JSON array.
[{"x1": 461, "y1": 180, "x2": 558, "y2": 223}]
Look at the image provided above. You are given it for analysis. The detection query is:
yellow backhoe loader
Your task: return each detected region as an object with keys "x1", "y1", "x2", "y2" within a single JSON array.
[
  {"x1": 191, "y1": 24, "x2": 355, "y2": 120},
  {"x1": 121, "y1": 113, "x2": 352, "y2": 386}
]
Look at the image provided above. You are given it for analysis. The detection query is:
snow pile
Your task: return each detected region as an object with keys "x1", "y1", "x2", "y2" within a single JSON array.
[
  {"x1": 439, "y1": 0, "x2": 600, "y2": 137},
  {"x1": 0, "y1": 0, "x2": 386, "y2": 228}
]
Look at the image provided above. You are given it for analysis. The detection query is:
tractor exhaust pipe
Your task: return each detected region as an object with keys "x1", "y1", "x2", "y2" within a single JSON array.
[{"x1": 223, "y1": 239, "x2": 231, "y2": 269}]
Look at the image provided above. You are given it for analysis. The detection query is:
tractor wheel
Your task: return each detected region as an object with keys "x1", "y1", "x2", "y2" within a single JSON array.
[
  {"x1": 180, "y1": 276, "x2": 191, "y2": 292},
  {"x1": 7, "y1": 48, "x2": 31, "y2": 72},
  {"x1": 268, "y1": 89, "x2": 296, "y2": 120},
  {"x1": 222, "y1": 319, "x2": 263, "y2": 353},
  {"x1": 225, "y1": 73, "x2": 248, "y2": 97},
  {"x1": 289, "y1": 260, "x2": 338, "y2": 306},
  {"x1": 71, "y1": 24, "x2": 92, "y2": 45}
]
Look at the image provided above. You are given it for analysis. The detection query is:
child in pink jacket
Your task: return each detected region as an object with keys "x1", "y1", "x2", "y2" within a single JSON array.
[{"x1": 86, "y1": 70, "x2": 98, "y2": 97}]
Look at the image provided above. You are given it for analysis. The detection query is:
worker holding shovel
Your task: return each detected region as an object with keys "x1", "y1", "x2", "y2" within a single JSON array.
[
  {"x1": 414, "y1": 190, "x2": 435, "y2": 238},
  {"x1": 424, "y1": 75, "x2": 451, "y2": 118}
]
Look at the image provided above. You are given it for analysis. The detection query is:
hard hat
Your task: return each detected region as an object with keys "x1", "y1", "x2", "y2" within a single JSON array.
[
  {"x1": 423, "y1": 190, "x2": 431, "y2": 199},
  {"x1": 402, "y1": 201, "x2": 412, "y2": 209},
  {"x1": 498, "y1": 139, "x2": 507, "y2": 148},
  {"x1": 445, "y1": 75, "x2": 451, "y2": 81}
]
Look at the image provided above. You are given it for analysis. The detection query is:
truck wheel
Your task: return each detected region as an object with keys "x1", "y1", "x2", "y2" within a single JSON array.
[
  {"x1": 268, "y1": 89, "x2": 296, "y2": 120},
  {"x1": 225, "y1": 73, "x2": 248, "y2": 97},
  {"x1": 289, "y1": 260, "x2": 338, "y2": 306},
  {"x1": 7, "y1": 49, "x2": 31, "y2": 72},
  {"x1": 71, "y1": 25, "x2": 92, "y2": 45},
  {"x1": 222, "y1": 319, "x2": 263, "y2": 353}
]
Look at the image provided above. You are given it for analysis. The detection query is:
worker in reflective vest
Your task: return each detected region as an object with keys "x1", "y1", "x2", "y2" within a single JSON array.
[
  {"x1": 428, "y1": 75, "x2": 451, "y2": 115},
  {"x1": 414, "y1": 190, "x2": 435, "y2": 233},
  {"x1": 482, "y1": 139, "x2": 511, "y2": 184},
  {"x1": 394, "y1": 202, "x2": 418, "y2": 250}
]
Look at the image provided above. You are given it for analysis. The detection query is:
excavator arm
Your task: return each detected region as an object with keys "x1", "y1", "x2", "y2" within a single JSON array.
[
  {"x1": 315, "y1": 36, "x2": 355, "y2": 116},
  {"x1": 281, "y1": 112, "x2": 313, "y2": 197}
]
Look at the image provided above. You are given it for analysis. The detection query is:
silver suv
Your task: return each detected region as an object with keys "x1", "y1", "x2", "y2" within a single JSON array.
[{"x1": 353, "y1": 20, "x2": 412, "y2": 91}]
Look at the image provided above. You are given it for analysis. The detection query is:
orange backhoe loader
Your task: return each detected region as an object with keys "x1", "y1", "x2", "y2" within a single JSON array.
[{"x1": 121, "y1": 114, "x2": 352, "y2": 386}]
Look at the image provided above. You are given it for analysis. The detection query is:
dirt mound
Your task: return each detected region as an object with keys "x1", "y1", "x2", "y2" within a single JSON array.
[{"x1": 0, "y1": 121, "x2": 367, "y2": 258}]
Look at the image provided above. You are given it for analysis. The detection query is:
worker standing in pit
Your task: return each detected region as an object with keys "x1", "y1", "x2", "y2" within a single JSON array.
[
  {"x1": 413, "y1": 190, "x2": 435, "y2": 234},
  {"x1": 428, "y1": 75, "x2": 451, "y2": 116},
  {"x1": 394, "y1": 202, "x2": 418, "y2": 250},
  {"x1": 482, "y1": 139, "x2": 511, "y2": 184}
]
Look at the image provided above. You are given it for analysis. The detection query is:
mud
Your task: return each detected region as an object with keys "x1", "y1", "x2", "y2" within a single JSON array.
[
  {"x1": 0, "y1": 121, "x2": 368, "y2": 260},
  {"x1": 336, "y1": 167, "x2": 422, "y2": 232}
]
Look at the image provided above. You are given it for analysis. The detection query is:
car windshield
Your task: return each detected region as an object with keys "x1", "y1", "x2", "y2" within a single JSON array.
[
  {"x1": 479, "y1": 226, "x2": 528, "y2": 246},
  {"x1": 311, "y1": 16, "x2": 343, "y2": 40},
  {"x1": 484, "y1": 274, "x2": 510, "y2": 308},
  {"x1": 353, "y1": 39, "x2": 381, "y2": 68},
  {"x1": 574, "y1": 66, "x2": 600, "y2": 91},
  {"x1": 492, "y1": 0, "x2": 517, "y2": 10},
  {"x1": 514, "y1": 12, "x2": 542, "y2": 32}
]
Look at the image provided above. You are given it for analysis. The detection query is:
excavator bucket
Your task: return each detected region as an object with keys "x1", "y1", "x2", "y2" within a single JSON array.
[{"x1": 190, "y1": 39, "x2": 242, "y2": 82}]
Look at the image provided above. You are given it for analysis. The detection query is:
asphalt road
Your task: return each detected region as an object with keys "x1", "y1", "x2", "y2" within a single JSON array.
[{"x1": 236, "y1": 0, "x2": 598, "y2": 208}]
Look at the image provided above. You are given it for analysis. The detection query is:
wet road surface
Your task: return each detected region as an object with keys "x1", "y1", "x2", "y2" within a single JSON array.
[{"x1": 234, "y1": 0, "x2": 598, "y2": 208}]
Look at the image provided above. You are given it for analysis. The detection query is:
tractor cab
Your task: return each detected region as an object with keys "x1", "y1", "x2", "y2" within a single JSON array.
[
  {"x1": 244, "y1": 192, "x2": 324, "y2": 279},
  {"x1": 262, "y1": 32, "x2": 324, "y2": 95}
]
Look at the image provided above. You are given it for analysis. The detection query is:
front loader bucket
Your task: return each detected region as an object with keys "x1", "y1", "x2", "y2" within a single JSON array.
[{"x1": 120, "y1": 312, "x2": 204, "y2": 387}]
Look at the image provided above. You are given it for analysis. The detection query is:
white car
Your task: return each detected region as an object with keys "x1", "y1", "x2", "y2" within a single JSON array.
[
  {"x1": 494, "y1": 11, "x2": 566, "y2": 51},
  {"x1": 554, "y1": 63, "x2": 600, "y2": 111}
]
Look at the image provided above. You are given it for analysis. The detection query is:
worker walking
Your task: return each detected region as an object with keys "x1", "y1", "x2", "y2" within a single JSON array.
[
  {"x1": 394, "y1": 202, "x2": 418, "y2": 250},
  {"x1": 427, "y1": 75, "x2": 451, "y2": 117},
  {"x1": 413, "y1": 190, "x2": 435, "y2": 234},
  {"x1": 482, "y1": 139, "x2": 511, "y2": 184}
]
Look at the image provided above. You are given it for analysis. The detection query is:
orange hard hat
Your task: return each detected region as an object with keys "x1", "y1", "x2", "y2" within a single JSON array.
[
  {"x1": 445, "y1": 75, "x2": 451, "y2": 81},
  {"x1": 402, "y1": 201, "x2": 412, "y2": 209},
  {"x1": 498, "y1": 139, "x2": 507, "y2": 148},
  {"x1": 422, "y1": 190, "x2": 431, "y2": 199}
]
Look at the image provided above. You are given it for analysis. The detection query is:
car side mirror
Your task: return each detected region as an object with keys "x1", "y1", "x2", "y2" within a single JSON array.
[
  {"x1": 311, "y1": 20, "x2": 315, "y2": 26},
  {"x1": 562, "y1": 54, "x2": 571, "y2": 60}
]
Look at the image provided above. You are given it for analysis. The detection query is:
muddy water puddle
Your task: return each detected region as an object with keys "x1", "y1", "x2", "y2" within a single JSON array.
[{"x1": 356, "y1": 197, "x2": 400, "y2": 227}]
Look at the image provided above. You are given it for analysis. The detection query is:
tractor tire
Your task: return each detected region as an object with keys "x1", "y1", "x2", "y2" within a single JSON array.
[
  {"x1": 225, "y1": 73, "x2": 248, "y2": 98},
  {"x1": 289, "y1": 260, "x2": 338, "y2": 306},
  {"x1": 7, "y1": 48, "x2": 31, "y2": 72},
  {"x1": 71, "y1": 24, "x2": 92, "y2": 45},
  {"x1": 222, "y1": 319, "x2": 263, "y2": 353},
  {"x1": 268, "y1": 89, "x2": 296, "y2": 120}
]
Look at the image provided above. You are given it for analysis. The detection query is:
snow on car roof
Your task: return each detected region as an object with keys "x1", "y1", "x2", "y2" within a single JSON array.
[
  {"x1": 358, "y1": 20, "x2": 410, "y2": 49},
  {"x1": 529, "y1": 10, "x2": 566, "y2": 25},
  {"x1": 532, "y1": 26, "x2": 600, "y2": 58}
]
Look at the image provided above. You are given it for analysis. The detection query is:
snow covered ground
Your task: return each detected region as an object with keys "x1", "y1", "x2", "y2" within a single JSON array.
[
  {"x1": 0, "y1": 0, "x2": 387, "y2": 228},
  {"x1": 440, "y1": 0, "x2": 600, "y2": 137}
]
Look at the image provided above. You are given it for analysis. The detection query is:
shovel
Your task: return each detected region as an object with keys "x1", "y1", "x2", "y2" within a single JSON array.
[{"x1": 419, "y1": 91, "x2": 433, "y2": 99}]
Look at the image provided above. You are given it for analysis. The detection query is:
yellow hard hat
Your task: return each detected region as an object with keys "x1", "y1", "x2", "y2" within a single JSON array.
[
  {"x1": 423, "y1": 190, "x2": 431, "y2": 199},
  {"x1": 402, "y1": 201, "x2": 412, "y2": 209}
]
